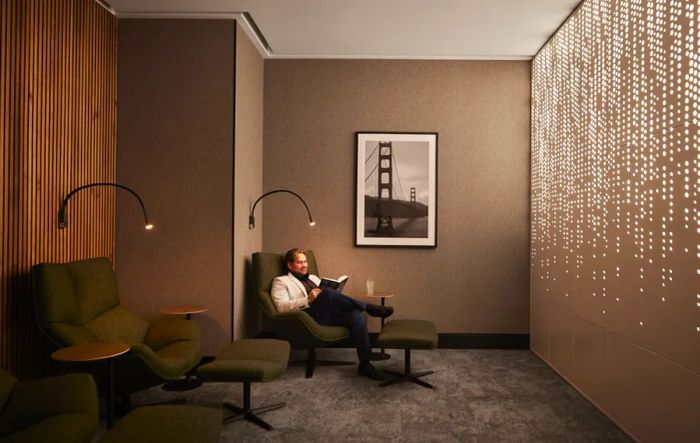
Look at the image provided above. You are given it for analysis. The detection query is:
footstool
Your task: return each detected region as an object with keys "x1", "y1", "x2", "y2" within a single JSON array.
[
  {"x1": 196, "y1": 339, "x2": 290, "y2": 430},
  {"x1": 376, "y1": 319, "x2": 438, "y2": 389}
]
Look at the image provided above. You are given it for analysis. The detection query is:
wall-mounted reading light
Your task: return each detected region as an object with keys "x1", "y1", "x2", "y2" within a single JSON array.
[
  {"x1": 58, "y1": 182, "x2": 153, "y2": 230},
  {"x1": 249, "y1": 189, "x2": 315, "y2": 229}
]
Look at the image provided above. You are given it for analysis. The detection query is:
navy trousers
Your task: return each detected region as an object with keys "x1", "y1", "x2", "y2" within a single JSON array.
[{"x1": 304, "y1": 289, "x2": 370, "y2": 363}]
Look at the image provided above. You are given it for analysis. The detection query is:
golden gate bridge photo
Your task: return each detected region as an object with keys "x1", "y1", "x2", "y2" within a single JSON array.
[{"x1": 363, "y1": 141, "x2": 429, "y2": 238}]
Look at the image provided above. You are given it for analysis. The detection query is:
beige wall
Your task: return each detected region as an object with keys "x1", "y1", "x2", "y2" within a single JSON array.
[
  {"x1": 263, "y1": 60, "x2": 531, "y2": 333},
  {"x1": 233, "y1": 24, "x2": 264, "y2": 339},
  {"x1": 531, "y1": 0, "x2": 700, "y2": 440},
  {"x1": 116, "y1": 19, "x2": 235, "y2": 355}
]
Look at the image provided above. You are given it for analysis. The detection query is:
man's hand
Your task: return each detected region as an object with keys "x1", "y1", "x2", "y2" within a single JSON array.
[{"x1": 308, "y1": 288, "x2": 322, "y2": 304}]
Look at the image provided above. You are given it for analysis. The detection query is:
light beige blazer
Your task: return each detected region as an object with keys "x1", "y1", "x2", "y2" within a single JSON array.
[{"x1": 270, "y1": 272, "x2": 321, "y2": 313}]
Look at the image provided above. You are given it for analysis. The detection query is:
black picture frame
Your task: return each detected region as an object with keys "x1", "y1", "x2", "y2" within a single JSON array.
[{"x1": 355, "y1": 132, "x2": 438, "y2": 247}]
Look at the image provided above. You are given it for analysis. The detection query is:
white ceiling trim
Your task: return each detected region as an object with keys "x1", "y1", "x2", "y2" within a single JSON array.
[
  {"x1": 114, "y1": 11, "x2": 532, "y2": 60},
  {"x1": 107, "y1": 1, "x2": 581, "y2": 60},
  {"x1": 114, "y1": 11, "x2": 271, "y2": 58}
]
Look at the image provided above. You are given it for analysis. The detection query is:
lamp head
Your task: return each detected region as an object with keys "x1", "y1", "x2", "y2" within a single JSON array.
[
  {"x1": 309, "y1": 220, "x2": 316, "y2": 226},
  {"x1": 145, "y1": 224, "x2": 154, "y2": 230}
]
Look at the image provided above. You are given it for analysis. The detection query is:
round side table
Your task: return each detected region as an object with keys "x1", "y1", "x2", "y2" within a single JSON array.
[
  {"x1": 160, "y1": 304, "x2": 208, "y2": 320},
  {"x1": 160, "y1": 304, "x2": 208, "y2": 391},
  {"x1": 361, "y1": 291, "x2": 394, "y2": 361},
  {"x1": 52, "y1": 342, "x2": 130, "y2": 429}
]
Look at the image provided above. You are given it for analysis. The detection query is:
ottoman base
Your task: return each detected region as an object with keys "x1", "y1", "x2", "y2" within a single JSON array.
[
  {"x1": 379, "y1": 349, "x2": 435, "y2": 389},
  {"x1": 222, "y1": 381, "x2": 285, "y2": 431}
]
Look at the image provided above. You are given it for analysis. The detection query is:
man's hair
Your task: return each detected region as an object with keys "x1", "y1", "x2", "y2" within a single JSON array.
[{"x1": 284, "y1": 248, "x2": 306, "y2": 265}]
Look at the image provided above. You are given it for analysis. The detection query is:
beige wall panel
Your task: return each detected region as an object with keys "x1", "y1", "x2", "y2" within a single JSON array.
[
  {"x1": 263, "y1": 60, "x2": 531, "y2": 333},
  {"x1": 117, "y1": 19, "x2": 235, "y2": 355},
  {"x1": 571, "y1": 316, "x2": 606, "y2": 406},
  {"x1": 529, "y1": 297, "x2": 549, "y2": 359},
  {"x1": 233, "y1": 23, "x2": 264, "y2": 339},
  {"x1": 548, "y1": 303, "x2": 573, "y2": 377},
  {"x1": 532, "y1": 0, "x2": 700, "y2": 438},
  {"x1": 604, "y1": 334, "x2": 700, "y2": 442}
]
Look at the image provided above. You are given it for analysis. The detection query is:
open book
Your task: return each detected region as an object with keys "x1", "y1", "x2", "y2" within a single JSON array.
[{"x1": 319, "y1": 275, "x2": 349, "y2": 292}]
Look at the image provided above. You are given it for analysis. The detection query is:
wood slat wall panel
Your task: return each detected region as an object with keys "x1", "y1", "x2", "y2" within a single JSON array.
[{"x1": 0, "y1": 0, "x2": 116, "y2": 378}]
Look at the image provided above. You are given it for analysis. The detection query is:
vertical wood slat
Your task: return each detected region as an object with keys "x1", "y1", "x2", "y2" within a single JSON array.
[{"x1": 0, "y1": 0, "x2": 116, "y2": 378}]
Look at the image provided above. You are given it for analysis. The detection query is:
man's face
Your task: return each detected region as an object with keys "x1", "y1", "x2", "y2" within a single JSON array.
[{"x1": 288, "y1": 253, "x2": 308, "y2": 274}]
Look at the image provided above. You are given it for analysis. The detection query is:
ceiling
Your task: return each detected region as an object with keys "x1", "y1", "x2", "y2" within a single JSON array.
[{"x1": 107, "y1": 0, "x2": 582, "y2": 60}]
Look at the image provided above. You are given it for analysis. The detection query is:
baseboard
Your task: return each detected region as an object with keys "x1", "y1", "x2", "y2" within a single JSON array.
[
  {"x1": 254, "y1": 331, "x2": 529, "y2": 350},
  {"x1": 434, "y1": 333, "x2": 529, "y2": 349}
]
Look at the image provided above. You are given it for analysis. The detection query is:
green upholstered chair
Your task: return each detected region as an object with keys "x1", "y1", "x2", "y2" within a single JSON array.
[
  {"x1": 0, "y1": 369, "x2": 98, "y2": 443},
  {"x1": 252, "y1": 251, "x2": 352, "y2": 378},
  {"x1": 32, "y1": 257, "x2": 202, "y2": 401}
]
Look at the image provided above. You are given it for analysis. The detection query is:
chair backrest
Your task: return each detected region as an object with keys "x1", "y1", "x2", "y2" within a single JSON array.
[
  {"x1": 33, "y1": 257, "x2": 148, "y2": 347},
  {"x1": 252, "y1": 250, "x2": 318, "y2": 317}
]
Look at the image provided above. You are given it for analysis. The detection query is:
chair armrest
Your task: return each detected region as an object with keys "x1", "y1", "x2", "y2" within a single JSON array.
[
  {"x1": 144, "y1": 318, "x2": 200, "y2": 352},
  {"x1": 0, "y1": 373, "x2": 98, "y2": 434}
]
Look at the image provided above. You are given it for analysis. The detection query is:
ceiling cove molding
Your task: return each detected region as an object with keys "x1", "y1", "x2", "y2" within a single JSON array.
[
  {"x1": 95, "y1": 0, "x2": 117, "y2": 15},
  {"x1": 112, "y1": 11, "x2": 271, "y2": 58},
  {"x1": 269, "y1": 54, "x2": 532, "y2": 61},
  {"x1": 104, "y1": 8, "x2": 533, "y2": 61}
]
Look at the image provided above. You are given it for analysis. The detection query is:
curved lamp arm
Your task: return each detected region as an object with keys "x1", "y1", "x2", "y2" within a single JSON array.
[
  {"x1": 249, "y1": 189, "x2": 315, "y2": 229},
  {"x1": 58, "y1": 182, "x2": 153, "y2": 230}
]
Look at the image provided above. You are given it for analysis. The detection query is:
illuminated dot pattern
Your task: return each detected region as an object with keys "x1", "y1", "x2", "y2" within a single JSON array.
[{"x1": 532, "y1": 0, "x2": 700, "y2": 366}]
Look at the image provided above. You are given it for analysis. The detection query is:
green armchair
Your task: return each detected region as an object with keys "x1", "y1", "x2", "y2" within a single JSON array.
[
  {"x1": 253, "y1": 251, "x2": 352, "y2": 378},
  {"x1": 32, "y1": 257, "x2": 201, "y2": 401},
  {"x1": 0, "y1": 369, "x2": 98, "y2": 443}
]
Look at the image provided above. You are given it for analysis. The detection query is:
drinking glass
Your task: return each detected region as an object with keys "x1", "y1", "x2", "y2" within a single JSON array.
[{"x1": 366, "y1": 278, "x2": 375, "y2": 296}]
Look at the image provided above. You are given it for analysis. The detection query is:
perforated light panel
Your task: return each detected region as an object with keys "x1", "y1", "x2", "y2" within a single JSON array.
[{"x1": 532, "y1": 0, "x2": 700, "y2": 374}]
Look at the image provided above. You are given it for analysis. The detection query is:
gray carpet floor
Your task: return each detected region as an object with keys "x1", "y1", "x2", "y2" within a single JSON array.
[{"x1": 126, "y1": 348, "x2": 631, "y2": 442}]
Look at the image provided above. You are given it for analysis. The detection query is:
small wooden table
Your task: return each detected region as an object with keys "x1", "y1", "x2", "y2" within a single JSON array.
[
  {"x1": 160, "y1": 304, "x2": 208, "y2": 320},
  {"x1": 160, "y1": 304, "x2": 208, "y2": 391},
  {"x1": 361, "y1": 291, "x2": 394, "y2": 361},
  {"x1": 52, "y1": 342, "x2": 130, "y2": 429}
]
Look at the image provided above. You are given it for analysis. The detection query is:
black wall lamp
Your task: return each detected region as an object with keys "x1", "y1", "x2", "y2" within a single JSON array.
[
  {"x1": 58, "y1": 182, "x2": 153, "y2": 230},
  {"x1": 249, "y1": 189, "x2": 315, "y2": 229}
]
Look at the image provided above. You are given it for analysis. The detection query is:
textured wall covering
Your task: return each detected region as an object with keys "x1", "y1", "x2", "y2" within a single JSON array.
[
  {"x1": 531, "y1": 0, "x2": 700, "y2": 439},
  {"x1": 0, "y1": 0, "x2": 117, "y2": 376},
  {"x1": 233, "y1": 23, "x2": 264, "y2": 340},
  {"x1": 264, "y1": 60, "x2": 531, "y2": 334},
  {"x1": 117, "y1": 19, "x2": 235, "y2": 355}
]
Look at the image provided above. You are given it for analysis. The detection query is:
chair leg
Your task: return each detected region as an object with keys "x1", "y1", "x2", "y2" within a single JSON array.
[
  {"x1": 222, "y1": 382, "x2": 286, "y2": 431},
  {"x1": 306, "y1": 349, "x2": 316, "y2": 378},
  {"x1": 379, "y1": 349, "x2": 435, "y2": 389},
  {"x1": 288, "y1": 348, "x2": 354, "y2": 378}
]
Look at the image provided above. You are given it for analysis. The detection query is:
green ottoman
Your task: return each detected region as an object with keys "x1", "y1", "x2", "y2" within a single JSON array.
[
  {"x1": 197, "y1": 339, "x2": 290, "y2": 431},
  {"x1": 377, "y1": 319, "x2": 438, "y2": 389},
  {"x1": 100, "y1": 405, "x2": 222, "y2": 443}
]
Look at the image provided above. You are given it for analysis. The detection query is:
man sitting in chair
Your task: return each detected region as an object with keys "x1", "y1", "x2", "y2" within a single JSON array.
[{"x1": 271, "y1": 248, "x2": 393, "y2": 380}]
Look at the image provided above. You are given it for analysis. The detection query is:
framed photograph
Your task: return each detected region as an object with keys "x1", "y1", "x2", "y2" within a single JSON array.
[{"x1": 355, "y1": 132, "x2": 438, "y2": 247}]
